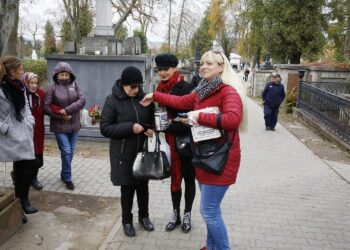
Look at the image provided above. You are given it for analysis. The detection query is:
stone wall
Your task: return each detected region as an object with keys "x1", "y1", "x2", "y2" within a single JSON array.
[{"x1": 251, "y1": 64, "x2": 350, "y2": 98}]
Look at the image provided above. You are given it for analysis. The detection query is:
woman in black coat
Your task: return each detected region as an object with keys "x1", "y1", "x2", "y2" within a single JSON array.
[
  {"x1": 100, "y1": 66, "x2": 155, "y2": 237},
  {"x1": 155, "y1": 53, "x2": 196, "y2": 233}
]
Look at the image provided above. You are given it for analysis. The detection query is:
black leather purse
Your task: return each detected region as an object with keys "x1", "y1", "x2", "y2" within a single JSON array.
[
  {"x1": 191, "y1": 113, "x2": 235, "y2": 175},
  {"x1": 175, "y1": 134, "x2": 192, "y2": 157},
  {"x1": 132, "y1": 132, "x2": 171, "y2": 180}
]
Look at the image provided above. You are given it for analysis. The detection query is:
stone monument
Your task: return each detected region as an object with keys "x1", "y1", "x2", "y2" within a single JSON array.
[
  {"x1": 93, "y1": 0, "x2": 114, "y2": 36},
  {"x1": 81, "y1": 0, "x2": 117, "y2": 55}
]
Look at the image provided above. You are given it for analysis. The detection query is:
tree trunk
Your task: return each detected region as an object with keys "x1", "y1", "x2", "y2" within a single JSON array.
[
  {"x1": 0, "y1": 0, "x2": 19, "y2": 56},
  {"x1": 289, "y1": 51, "x2": 302, "y2": 64},
  {"x1": 175, "y1": 0, "x2": 186, "y2": 53},
  {"x1": 63, "y1": 0, "x2": 80, "y2": 42},
  {"x1": 344, "y1": 0, "x2": 350, "y2": 62},
  {"x1": 168, "y1": 0, "x2": 172, "y2": 53},
  {"x1": 113, "y1": 0, "x2": 138, "y2": 31}
]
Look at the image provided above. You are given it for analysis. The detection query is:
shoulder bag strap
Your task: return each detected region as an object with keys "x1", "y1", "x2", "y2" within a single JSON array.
[{"x1": 217, "y1": 112, "x2": 236, "y2": 148}]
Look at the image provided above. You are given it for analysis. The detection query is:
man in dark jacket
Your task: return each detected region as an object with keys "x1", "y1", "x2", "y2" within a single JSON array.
[{"x1": 262, "y1": 73, "x2": 286, "y2": 131}]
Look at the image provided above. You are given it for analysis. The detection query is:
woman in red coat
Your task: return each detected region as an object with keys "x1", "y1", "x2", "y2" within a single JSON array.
[
  {"x1": 142, "y1": 50, "x2": 247, "y2": 250},
  {"x1": 22, "y1": 72, "x2": 45, "y2": 190}
]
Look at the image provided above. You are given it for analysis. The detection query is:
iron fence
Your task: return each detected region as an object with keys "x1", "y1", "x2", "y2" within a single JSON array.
[
  {"x1": 297, "y1": 81, "x2": 350, "y2": 144},
  {"x1": 307, "y1": 81, "x2": 350, "y2": 95}
]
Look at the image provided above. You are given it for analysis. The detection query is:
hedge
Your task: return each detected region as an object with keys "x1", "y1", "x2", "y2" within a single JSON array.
[{"x1": 22, "y1": 59, "x2": 48, "y2": 86}]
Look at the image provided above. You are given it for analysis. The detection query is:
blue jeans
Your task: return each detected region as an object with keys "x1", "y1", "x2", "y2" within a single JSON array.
[
  {"x1": 55, "y1": 132, "x2": 78, "y2": 181},
  {"x1": 199, "y1": 183, "x2": 230, "y2": 250},
  {"x1": 264, "y1": 104, "x2": 280, "y2": 129}
]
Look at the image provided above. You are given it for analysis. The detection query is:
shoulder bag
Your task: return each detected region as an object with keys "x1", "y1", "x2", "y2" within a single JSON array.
[
  {"x1": 175, "y1": 134, "x2": 192, "y2": 157},
  {"x1": 191, "y1": 113, "x2": 235, "y2": 175},
  {"x1": 132, "y1": 131, "x2": 171, "y2": 180}
]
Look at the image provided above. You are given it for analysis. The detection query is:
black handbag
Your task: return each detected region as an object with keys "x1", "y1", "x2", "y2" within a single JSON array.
[
  {"x1": 191, "y1": 113, "x2": 235, "y2": 175},
  {"x1": 132, "y1": 132, "x2": 171, "y2": 180},
  {"x1": 175, "y1": 134, "x2": 192, "y2": 157}
]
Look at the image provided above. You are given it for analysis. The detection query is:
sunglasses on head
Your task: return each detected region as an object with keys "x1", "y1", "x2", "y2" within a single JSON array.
[
  {"x1": 129, "y1": 83, "x2": 143, "y2": 89},
  {"x1": 211, "y1": 50, "x2": 225, "y2": 62}
]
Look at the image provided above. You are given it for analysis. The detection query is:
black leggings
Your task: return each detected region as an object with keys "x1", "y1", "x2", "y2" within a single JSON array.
[
  {"x1": 120, "y1": 181, "x2": 149, "y2": 224},
  {"x1": 13, "y1": 159, "x2": 36, "y2": 202},
  {"x1": 171, "y1": 177, "x2": 196, "y2": 213}
]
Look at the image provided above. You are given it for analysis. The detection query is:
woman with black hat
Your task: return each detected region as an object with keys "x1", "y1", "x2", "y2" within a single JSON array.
[
  {"x1": 155, "y1": 53, "x2": 196, "y2": 233},
  {"x1": 100, "y1": 66, "x2": 155, "y2": 237}
]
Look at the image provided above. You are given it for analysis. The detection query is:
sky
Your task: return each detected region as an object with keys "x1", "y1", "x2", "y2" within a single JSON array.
[{"x1": 19, "y1": 0, "x2": 210, "y2": 44}]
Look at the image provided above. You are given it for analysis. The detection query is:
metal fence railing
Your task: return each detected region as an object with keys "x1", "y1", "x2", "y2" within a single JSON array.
[
  {"x1": 297, "y1": 81, "x2": 350, "y2": 145},
  {"x1": 307, "y1": 81, "x2": 350, "y2": 96}
]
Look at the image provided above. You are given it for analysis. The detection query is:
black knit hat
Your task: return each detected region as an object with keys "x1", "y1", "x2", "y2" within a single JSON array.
[
  {"x1": 120, "y1": 66, "x2": 143, "y2": 85},
  {"x1": 155, "y1": 53, "x2": 179, "y2": 69}
]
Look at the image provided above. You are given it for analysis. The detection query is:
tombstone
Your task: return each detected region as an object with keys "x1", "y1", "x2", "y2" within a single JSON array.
[
  {"x1": 31, "y1": 49, "x2": 38, "y2": 60},
  {"x1": 134, "y1": 37, "x2": 142, "y2": 55},
  {"x1": 92, "y1": 0, "x2": 114, "y2": 36},
  {"x1": 81, "y1": 0, "x2": 115, "y2": 55},
  {"x1": 122, "y1": 37, "x2": 136, "y2": 55},
  {"x1": 64, "y1": 42, "x2": 76, "y2": 54},
  {"x1": 116, "y1": 42, "x2": 122, "y2": 55}
]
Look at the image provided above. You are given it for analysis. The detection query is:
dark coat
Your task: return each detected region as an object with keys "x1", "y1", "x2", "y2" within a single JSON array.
[
  {"x1": 154, "y1": 83, "x2": 242, "y2": 186},
  {"x1": 165, "y1": 80, "x2": 195, "y2": 135},
  {"x1": 100, "y1": 81, "x2": 154, "y2": 186},
  {"x1": 163, "y1": 80, "x2": 195, "y2": 177},
  {"x1": 262, "y1": 81, "x2": 286, "y2": 107}
]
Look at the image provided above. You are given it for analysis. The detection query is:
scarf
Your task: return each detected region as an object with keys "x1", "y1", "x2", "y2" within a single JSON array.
[
  {"x1": 195, "y1": 75, "x2": 223, "y2": 100},
  {"x1": 28, "y1": 92, "x2": 40, "y2": 110},
  {"x1": 156, "y1": 70, "x2": 185, "y2": 193},
  {"x1": 156, "y1": 70, "x2": 184, "y2": 94},
  {"x1": 22, "y1": 72, "x2": 40, "y2": 110},
  {"x1": 2, "y1": 78, "x2": 25, "y2": 121}
]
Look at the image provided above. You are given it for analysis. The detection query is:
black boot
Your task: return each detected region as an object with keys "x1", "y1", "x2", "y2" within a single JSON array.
[
  {"x1": 21, "y1": 199, "x2": 38, "y2": 214},
  {"x1": 122, "y1": 223, "x2": 136, "y2": 237},
  {"x1": 32, "y1": 167, "x2": 43, "y2": 190},
  {"x1": 182, "y1": 211, "x2": 191, "y2": 233},
  {"x1": 165, "y1": 209, "x2": 181, "y2": 231},
  {"x1": 139, "y1": 217, "x2": 154, "y2": 231},
  {"x1": 32, "y1": 178, "x2": 43, "y2": 190},
  {"x1": 22, "y1": 211, "x2": 28, "y2": 224}
]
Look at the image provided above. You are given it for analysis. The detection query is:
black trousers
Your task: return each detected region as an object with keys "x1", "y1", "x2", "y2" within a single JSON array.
[
  {"x1": 171, "y1": 177, "x2": 196, "y2": 212},
  {"x1": 120, "y1": 180, "x2": 149, "y2": 224},
  {"x1": 264, "y1": 104, "x2": 280, "y2": 129},
  {"x1": 13, "y1": 159, "x2": 36, "y2": 202},
  {"x1": 33, "y1": 154, "x2": 44, "y2": 179}
]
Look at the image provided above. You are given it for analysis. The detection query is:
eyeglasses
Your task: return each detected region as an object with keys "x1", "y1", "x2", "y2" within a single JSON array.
[{"x1": 129, "y1": 83, "x2": 143, "y2": 89}]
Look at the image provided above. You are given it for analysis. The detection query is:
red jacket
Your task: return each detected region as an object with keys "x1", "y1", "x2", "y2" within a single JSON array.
[
  {"x1": 29, "y1": 89, "x2": 45, "y2": 155},
  {"x1": 154, "y1": 84, "x2": 242, "y2": 185}
]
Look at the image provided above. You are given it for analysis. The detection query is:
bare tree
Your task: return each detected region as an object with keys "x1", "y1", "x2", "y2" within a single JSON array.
[
  {"x1": 111, "y1": 0, "x2": 139, "y2": 31},
  {"x1": 175, "y1": 0, "x2": 186, "y2": 53},
  {"x1": 0, "y1": 0, "x2": 19, "y2": 56},
  {"x1": 22, "y1": 21, "x2": 41, "y2": 52},
  {"x1": 63, "y1": 0, "x2": 80, "y2": 42},
  {"x1": 131, "y1": 0, "x2": 161, "y2": 35},
  {"x1": 168, "y1": 0, "x2": 173, "y2": 52}
]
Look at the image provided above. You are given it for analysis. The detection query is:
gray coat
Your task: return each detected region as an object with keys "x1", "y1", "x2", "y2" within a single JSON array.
[{"x1": 0, "y1": 88, "x2": 35, "y2": 162}]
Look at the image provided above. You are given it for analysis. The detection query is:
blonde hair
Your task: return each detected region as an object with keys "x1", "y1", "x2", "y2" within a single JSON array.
[{"x1": 200, "y1": 50, "x2": 248, "y2": 132}]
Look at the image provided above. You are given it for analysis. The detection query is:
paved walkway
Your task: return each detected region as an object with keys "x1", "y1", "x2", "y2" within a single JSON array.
[{"x1": 1, "y1": 72, "x2": 350, "y2": 250}]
